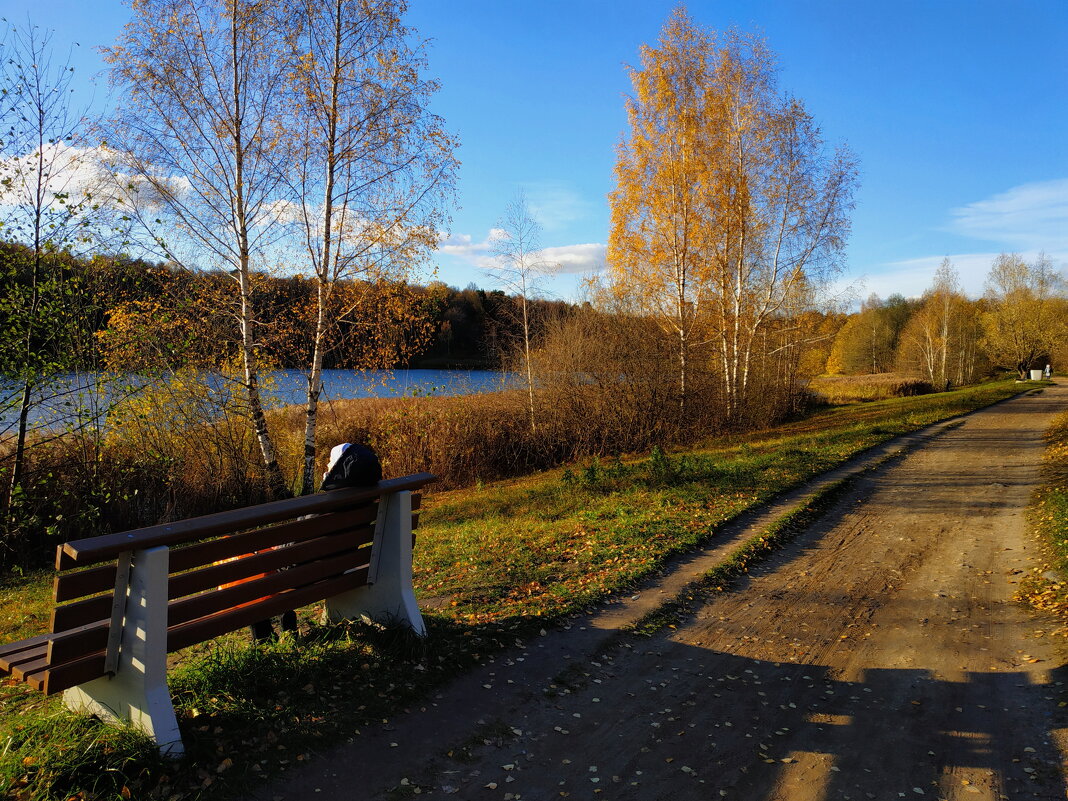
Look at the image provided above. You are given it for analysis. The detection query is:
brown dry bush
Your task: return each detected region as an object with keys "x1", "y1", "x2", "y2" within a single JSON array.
[
  {"x1": 531, "y1": 311, "x2": 694, "y2": 451},
  {"x1": 103, "y1": 370, "x2": 276, "y2": 516}
]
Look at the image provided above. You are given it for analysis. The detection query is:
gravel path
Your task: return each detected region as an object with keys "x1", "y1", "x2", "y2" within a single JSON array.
[{"x1": 257, "y1": 382, "x2": 1068, "y2": 801}]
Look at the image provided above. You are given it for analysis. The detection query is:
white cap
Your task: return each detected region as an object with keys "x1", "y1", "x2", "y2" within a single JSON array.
[{"x1": 323, "y1": 443, "x2": 351, "y2": 480}]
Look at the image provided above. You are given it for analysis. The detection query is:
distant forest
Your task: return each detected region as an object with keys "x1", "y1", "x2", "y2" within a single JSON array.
[{"x1": 0, "y1": 241, "x2": 575, "y2": 374}]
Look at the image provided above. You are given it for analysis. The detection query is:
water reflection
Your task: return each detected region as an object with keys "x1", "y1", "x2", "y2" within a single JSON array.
[{"x1": 0, "y1": 368, "x2": 510, "y2": 433}]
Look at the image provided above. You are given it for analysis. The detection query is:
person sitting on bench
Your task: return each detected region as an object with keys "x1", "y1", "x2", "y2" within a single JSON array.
[{"x1": 249, "y1": 443, "x2": 383, "y2": 641}]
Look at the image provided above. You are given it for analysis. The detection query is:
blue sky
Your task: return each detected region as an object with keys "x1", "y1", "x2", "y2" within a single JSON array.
[{"x1": 4, "y1": 0, "x2": 1066, "y2": 303}]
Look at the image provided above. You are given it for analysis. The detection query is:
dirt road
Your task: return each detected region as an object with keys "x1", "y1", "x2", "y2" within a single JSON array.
[{"x1": 260, "y1": 383, "x2": 1068, "y2": 801}]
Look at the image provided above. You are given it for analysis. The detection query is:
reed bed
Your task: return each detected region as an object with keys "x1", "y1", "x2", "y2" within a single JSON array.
[
  {"x1": 0, "y1": 382, "x2": 683, "y2": 568},
  {"x1": 808, "y1": 373, "x2": 936, "y2": 403}
]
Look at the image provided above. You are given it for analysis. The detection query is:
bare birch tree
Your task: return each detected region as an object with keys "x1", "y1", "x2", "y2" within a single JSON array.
[
  {"x1": 488, "y1": 191, "x2": 552, "y2": 433},
  {"x1": 102, "y1": 0, "x2": 291, "y2": 497},
  {"x1": 702, "y1": 36, "x2": 856, "y2": 423},
  {"x1": 0, "y1": 23, "x2": 98, "y2": 513},
  {"x1": 896, "y1": 260, "x2": 960, "y2": 385},
  {"x1": 283, "y1": 0, "x2": 457, "y2": 494}
]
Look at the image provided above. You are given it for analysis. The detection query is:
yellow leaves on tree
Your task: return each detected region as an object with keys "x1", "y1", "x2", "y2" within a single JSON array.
[
  {"x1": 980, "y1": 253, "x2": 1068, "y2": 378},
  {"x1": 607, "y1": 8, "x2": 857, "y2": 424}
]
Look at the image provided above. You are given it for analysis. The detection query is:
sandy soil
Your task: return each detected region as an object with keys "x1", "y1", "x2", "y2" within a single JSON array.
[{"x1": 257, "y1": 383, "x2": 1068, "y2": 801}]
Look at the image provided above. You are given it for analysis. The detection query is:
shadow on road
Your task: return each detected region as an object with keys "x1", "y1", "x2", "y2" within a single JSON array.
[{"x1": 512, "y1": 643, "x2": 1068, "y2": 800}]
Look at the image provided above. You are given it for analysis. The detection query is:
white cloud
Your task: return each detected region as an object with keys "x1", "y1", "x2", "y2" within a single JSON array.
[
  {"x1": 437, "y1": 229, "x2": 605, "y2": 274},
  {"x1": 540, "y1": 243, "x2": 606, "y2": 275},
  {"x1": 843, "y1": 249, "x2": 1068, "y2": 302},
  {"x1": 437, "y1": 231, "x2": 495, "y2": 268},
  {"x1": 0, "y1": 142, "x2": 108, "y2": 209},
  {"x1": 437, "y1": 231, "x2": 474, "y2": 249},
  {"x1": 0, "y1": 142, "x2": 203, "y2": 227},
  {"x1": 947, "y1": 178, "x2": 1068, "y2": 250}
]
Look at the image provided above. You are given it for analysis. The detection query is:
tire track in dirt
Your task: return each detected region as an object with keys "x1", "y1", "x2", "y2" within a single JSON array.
[{"x1": 258, "y1": 383, "x2": 1068, "y2": 801}]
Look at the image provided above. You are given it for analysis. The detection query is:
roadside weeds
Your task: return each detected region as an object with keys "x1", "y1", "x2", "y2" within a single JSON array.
[{"x1": 1018, "y1": 405, "x2": 1068, "y2": 634}]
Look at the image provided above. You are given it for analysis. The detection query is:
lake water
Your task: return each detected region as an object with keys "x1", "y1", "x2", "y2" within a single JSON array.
[
  {"x1": 0, "y1": 369, "x2": 510, "y2": 434},
  {"x1": 263, "y1": 369, "x2": 510, "y2": 405}
]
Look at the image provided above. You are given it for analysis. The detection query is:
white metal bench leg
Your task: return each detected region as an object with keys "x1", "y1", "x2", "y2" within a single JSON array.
[
  {"x1": 63, "y1": 545, "x2": 184, "y2": 756},
  {"x1": 323, "y1": 490, "x2": 426, "y2": 636}
]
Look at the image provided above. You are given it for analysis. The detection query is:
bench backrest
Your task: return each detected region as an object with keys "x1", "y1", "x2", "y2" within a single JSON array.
[{"x1": 33, "y1": 473, "x2": 431, "y2": 695}]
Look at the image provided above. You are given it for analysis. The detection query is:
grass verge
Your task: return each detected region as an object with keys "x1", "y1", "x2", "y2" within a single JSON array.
[
  {"x1": 0, "y1": 379, "x2": 1030, "y2": 800},
  {"x1": 1017, "y1": 406, "x2": 1068, "y2": 633},
  {"x1": 625, "y1": 473, "x2": 860, "y2": 639}
]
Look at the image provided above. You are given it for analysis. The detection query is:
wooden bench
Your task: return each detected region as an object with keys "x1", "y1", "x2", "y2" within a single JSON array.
[{"x1": 0, "y1": 472, "x2": 433, "y2": 756}]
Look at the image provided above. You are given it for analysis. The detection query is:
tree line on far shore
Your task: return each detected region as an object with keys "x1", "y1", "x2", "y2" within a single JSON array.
[
  {"x1": 2, "y1": 237, "x2": 1059, "y2": 404},
  {"x1": 827, "y1": 254, "x2": 1067, "y2": 385},
  {"x1": 0, "y1": 240, "x2": 570, "y2": 374}
]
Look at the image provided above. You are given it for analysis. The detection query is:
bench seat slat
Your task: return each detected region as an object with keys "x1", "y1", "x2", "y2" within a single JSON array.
[
  {"x1": 35, "y1": 652, "x2": 107, "y2": 695},
  {"x1": 168, "y1": 528, "x2": 374, "y2": 601},
  {"x1": 0, "y1": 630, "x2": 55, "y2": 661},
  {"x1": 168, "y1": 504, "x2": 377, "y2": 573},
  {"x1": 1, "y1": 617, "x2": 117, "y2": 675},
  {"x1": 168, "y1": 544, "x2": 372, "y2": 628},
  {"x1": 0, "y1": 641, "x2": 48, "y2": 675},
  {"x1": 62, "y1": 474, "x2": 433, "y2": 566},
  {"x1": 12, "y1": 653, "x2": 50, "y2": 681},
  {"x1": 167, "y1": 566, "x2": 370, "y2": 653}
]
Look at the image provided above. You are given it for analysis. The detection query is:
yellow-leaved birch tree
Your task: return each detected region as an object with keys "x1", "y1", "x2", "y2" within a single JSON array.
[
  {"x1": 608, "y1": 10, "x2": 714, "y2": 418},
  {"x1": 981, "y1": 253, "x2": 1068, "y2": 378},
  {"x1": 608, "y1": 8, "x2": 857, "y2": 426}
]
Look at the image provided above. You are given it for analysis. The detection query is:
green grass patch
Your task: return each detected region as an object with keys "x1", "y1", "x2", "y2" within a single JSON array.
[
  {"x1": 0, "y1": 692, "x2": 166, "y2": 801},
  {"x1": 625, "y1": 472, "x2": 859, "y2": 638},
  {"x1": 0, "y1": 568, "x2": 53, "y2": 643},
  {"x1": 0, "y1": 378, "x2": 1027, "y2": 800}
]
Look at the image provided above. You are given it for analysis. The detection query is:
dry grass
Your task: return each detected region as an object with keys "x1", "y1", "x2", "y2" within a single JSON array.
[
  {"x1": 267, "y1": 389, "x2": 556, "y2": 491},
  {"x1": 808, "y1": 373, "x2": 936, "y2": 403}
]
